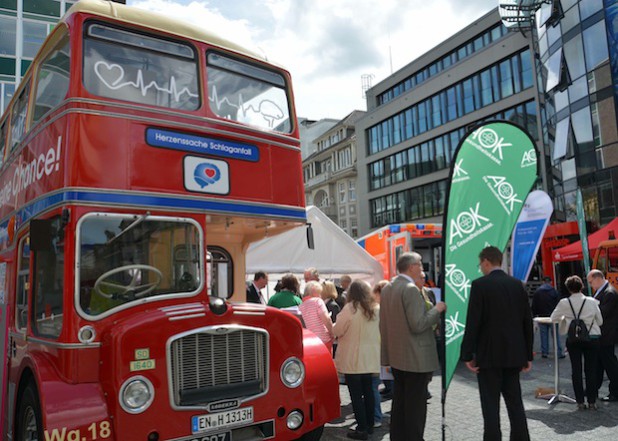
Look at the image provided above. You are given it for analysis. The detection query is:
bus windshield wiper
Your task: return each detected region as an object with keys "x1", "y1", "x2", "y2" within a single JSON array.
[{"x1": 106, "y1": 212, "x2": 150, "y2": 245}]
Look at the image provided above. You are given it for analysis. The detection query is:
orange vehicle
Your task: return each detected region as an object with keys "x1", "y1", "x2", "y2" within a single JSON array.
[
  {"x1": 593, "y1": 235, "x2": 618, "y2": 289},
  {"x1": 357, "y1": 223, "x2": 442, "y2": 281},
  {"x1": 0, "y1": 1, "x2": 339, "y2": 440}
]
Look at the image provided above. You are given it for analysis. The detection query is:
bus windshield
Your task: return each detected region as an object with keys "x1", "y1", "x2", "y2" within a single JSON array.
[
  {"x1": 83, "y1": 23, "x2": 199, "y2": 110},
  {"x1": 78, "y1": 214, "x2": 202, "y2": 317}
]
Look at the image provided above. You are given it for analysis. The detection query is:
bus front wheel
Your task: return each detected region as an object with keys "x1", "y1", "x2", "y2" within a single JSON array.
[
  {"x1": 17, "y1": 383, "x2": 43, "y2": 441},
  {"x1": 296, "y1": 426, "x2": 324, "y2": 441}
]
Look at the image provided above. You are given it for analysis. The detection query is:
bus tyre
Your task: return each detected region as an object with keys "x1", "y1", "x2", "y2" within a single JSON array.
[
  {"x1": 296, "y1": 425, "x2": 324, "y2": 441},
  {"x1": 17, "y1": 383, "x2": 43, "y2": 441}
]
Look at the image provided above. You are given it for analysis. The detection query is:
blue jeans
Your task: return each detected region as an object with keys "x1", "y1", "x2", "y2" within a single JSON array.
[
  {"x1": 539, "y1": 323, "x2": 563, "y2": 357},
  {"x1": 372, "y1": 375, "x2": 382, "y2": 423}
]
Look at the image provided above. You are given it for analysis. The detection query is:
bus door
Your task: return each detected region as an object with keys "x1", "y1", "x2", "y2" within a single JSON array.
[
  {"x1": 0, "y1": 256, "x2": 8, "y2": 435},
  {"x1": 388, "y1": 231, "x2": 411, "y2": 279}
]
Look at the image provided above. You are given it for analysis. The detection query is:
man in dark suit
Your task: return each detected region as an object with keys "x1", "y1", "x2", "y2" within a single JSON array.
[
  {"x1": 587, "y1": 269, "x2": 618, "y2": 401},
  {"x1": 461, "y1": 246, "x2": 532, "y2": 441},
  {"x1": 380, "y1": 252, "x2": 446, "y2": 441},
  {"x1": 246, "y1": 271, "x2": 268, "y2": 304}
]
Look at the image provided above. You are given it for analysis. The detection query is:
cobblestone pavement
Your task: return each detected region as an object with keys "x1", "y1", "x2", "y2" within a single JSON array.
[{"x1": 322, "y1": 341, "x2": 618, "y2": 440}]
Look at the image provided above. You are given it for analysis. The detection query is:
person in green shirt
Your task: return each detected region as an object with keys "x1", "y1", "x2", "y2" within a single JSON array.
[{"x1": 267, "y1": 273, "x2": 302, "y2": 308}]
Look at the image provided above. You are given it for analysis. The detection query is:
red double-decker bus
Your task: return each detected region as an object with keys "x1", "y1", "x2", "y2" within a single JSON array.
[{"x1": 0, "y1": 1, "x2": 339, "y2": 440}]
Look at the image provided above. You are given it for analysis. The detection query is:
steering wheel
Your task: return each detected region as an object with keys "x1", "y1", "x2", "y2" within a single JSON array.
[{"x1": 94, "y1": 264, "x2": 162, "y2": 300}]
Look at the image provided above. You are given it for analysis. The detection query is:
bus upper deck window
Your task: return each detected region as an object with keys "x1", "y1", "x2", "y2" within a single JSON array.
[
  {"x1": 33, "y1": 35, "x2": 70, "y2": 124},
  {"x1": 0, "y1": 121, "x2": 7, "y2": 168},
  {"x1": 83, "y1": 23, "x2": 199, "y2": 111},
  {"x1": 206, "y1": 52, "x2": 291, "y2": 133},
  {"x1": 9, "y1": 80, "x2": 31, "y2": 152}
]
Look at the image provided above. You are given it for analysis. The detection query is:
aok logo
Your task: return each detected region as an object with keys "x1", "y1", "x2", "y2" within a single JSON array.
[
  {"x1": 483, "y1": 175, "x2": 522, "y2": 214},
  {"x1": 470, "y1": 127, "x2": 512, "y2": 163},
  {"x1": 445, "y1": 311, "x2": 466, "y2": 340},
  {"x1": 449, "y1": 202, "x2": 490, "y2": 245},
  {"x1": 452, "y1": 159, "x2": 469, "y2": 182},
  {"x1": 445, "y1": 264, "x2": 471, "y2": 303},
  {"x1": 521, "y1": 149, "x2": 537, "y2": 168}
]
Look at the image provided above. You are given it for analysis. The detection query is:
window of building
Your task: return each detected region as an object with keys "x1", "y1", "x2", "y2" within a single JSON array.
[
  {"x1": 563, "y1": 34, "x2": 585, "y2": 80},
  {"x1": 538, "y1": 0, "x2": 562, "y2": 28},
  {"x1": 553, "y1": 117, "x2": 571, "y2": 160},
  {"x1": 1, "y1": 83, "x2": 15, "y2": 113},
  {"x1": 583, "y1": 20, "x2": 609, "y2": 72},
  {"x1": 348, "y1": 181, "x2": 356, "y2": 202},
  {"x1": 561, "y1": 157, "x2": 576, "y2": 181},
  {"x1": 571, "y1": 106, "x2": 594, "y2": 153},
  {"x1": 23, "y1": 20, "x2": 50, "y2": 59},
  {"x1": 499, "y1": 59, "x2": 514, "y2": 98},
  {"x1": 568, "y1": 76, "x2": 588, "y2": 103},
  {"x1": 0, "y1": 16, "x2": 16, "y2": 56},
  {"x1": 339, "y1": 182, "x2": 346, "y2": 203},
  {"x1": 340, "y1": 219, "x2": 347, "y2": 231},
  {"x1": 10, "y1": 79, "x2": 31, "y2": 152},
  {"x1": 545, "y1": 48, "x2": 569, "y2": 92},
  {"x1": 33, "y1": 216, "x2": 64, "y2": 338},
  {"x1": 33, "y1": 34, "x2": 70, "y2": 123},
  {"x1": 590, "y1": 102, "x2": 602, "y2": 147},
  {"x1": 579, "y1": 0, "x2": 603, "y2": 21},
  {"x1": 16, "y1": 236, "x2": 30, "y2": 332},
  {"x1": 561, "y1": 5, "x2": 580, "y2": 33}
]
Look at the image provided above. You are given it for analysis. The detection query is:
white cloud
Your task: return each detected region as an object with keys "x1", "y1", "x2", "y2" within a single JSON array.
[{"x1": 128, "y1": 0, "x2": 496, "y2": 119}]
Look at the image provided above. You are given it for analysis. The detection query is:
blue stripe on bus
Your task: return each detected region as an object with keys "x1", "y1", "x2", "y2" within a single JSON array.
[{"x1": 11, "y1": 190, "x2": 306, "y2": 229}]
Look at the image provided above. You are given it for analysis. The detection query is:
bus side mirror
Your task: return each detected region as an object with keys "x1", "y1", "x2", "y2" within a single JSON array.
[
  {"x1": 306, "y1": 223, "x2": 314, "y2": 250},
  {"x1": 30, "y1": 219, "x2": 54, "y2": 251}
]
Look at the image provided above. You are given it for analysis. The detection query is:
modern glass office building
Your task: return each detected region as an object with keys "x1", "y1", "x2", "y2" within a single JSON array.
[
  {"x1": 533, "y1": 0, "x2": 618, "y2": 229},
  {"x1": 0, "y1": 0, "x2": 78, "y2": 111},
  {"x1": 356, "y1": 9, "x2": 542, "y2": 234}
]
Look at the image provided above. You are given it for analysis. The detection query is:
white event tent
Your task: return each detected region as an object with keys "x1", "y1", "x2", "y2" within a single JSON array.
[{"x1": 246, "y1": 206, "x2": 384, "y2": 285}]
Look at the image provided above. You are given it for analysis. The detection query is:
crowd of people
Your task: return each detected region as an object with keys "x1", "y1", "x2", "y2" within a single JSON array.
[{"x1": 246, "y1": 247, "x2": 618, "y2": 440}]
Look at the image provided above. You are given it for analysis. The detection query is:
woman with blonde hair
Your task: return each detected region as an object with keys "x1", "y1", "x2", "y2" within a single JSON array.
[
  {"x1": 322, "y1": 281, "x2": 341, "y2": 322},
  {"x1": 334, "y1": 280, "x2": 380, "y2": 440},
  {"x1": 299, "y1": 281, "x2": 334, "y2": 352}
]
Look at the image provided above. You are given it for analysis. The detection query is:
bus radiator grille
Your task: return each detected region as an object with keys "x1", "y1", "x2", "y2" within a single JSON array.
[{"x1": 169, "y1": 328, "x2": 268, "y2": 406}]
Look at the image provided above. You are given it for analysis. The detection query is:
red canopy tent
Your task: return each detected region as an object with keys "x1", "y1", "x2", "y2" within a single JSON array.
[{"x1": 553, "y1": 217, "x2": 618, "y2": 262}]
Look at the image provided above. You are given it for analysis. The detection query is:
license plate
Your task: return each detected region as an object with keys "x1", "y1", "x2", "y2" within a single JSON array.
[
  {"x1": 191, "y1": 407, "x2": 254, "y2": 434},
  {"x1": 169, "y1": 432, "x2": 230, "y2": 441}
]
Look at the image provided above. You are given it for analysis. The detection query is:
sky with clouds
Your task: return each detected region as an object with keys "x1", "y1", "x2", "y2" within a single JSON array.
[{"x1": 128, "y1": 0, "x2": 499, "y2": 120}]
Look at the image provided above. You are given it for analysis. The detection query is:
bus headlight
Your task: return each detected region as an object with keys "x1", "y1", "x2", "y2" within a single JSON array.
[
  {"x1": 119, "y1": 376, "x2": 154, "y2": 414},
  {"x1": 280, "y1": 357, "x2": 304, "y2": 388},
  {"x1": 287, "y1": 410, "x2": 303, "y2": 430}
]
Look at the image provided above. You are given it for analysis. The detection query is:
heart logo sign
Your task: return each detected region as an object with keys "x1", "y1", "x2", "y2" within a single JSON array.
[
  {"x1": 194, "y1": 163, "x2": 221, "y2": 187},
  {"x1": 184, "y1": 156, "x2": 229, "y2": 195}
]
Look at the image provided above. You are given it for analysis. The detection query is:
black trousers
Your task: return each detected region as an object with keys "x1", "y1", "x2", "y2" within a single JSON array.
[
  {"x1": 345, "y1": 373, "x2": 374, "y2": 433},
  {"x1": 390, "y1": 368, "x2": 431, "y2": 441},
  {"x1": 477, "y1": 367, "x2": 530, "y2": 441},
  {"x1": 596, "y1": 343, "x2": 618, "y2": 396},
  {"x1": 567, "y1": 338, "x2": 600, "y2": 404}
]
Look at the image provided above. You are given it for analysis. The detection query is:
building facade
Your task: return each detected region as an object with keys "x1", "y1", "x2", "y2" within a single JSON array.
[
  {"x1": 0, "y1": 0, "x2": 80, "y2": 112},
  {"x1": 298, "y1": 116, "x2": 338, "y2": 160},
  {"x1": 356, "y1": 9, "x2": 542, "y2": 235},
  {"x1": 532, "y1": 0, "x2": 618, "y2": 229},
  {"x1": 303, "y1": 110, "x2": 364, "y2": 238}
]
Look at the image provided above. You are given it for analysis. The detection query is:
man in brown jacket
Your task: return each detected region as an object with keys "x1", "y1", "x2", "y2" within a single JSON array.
[{"x1": 380, "y1": 252, "x2": 446, "y2": 441}]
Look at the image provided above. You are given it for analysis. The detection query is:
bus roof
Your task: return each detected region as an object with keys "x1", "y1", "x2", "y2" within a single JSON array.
[{"x1": 63, "y1": 0, "x2": 272, "y2": 64}]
